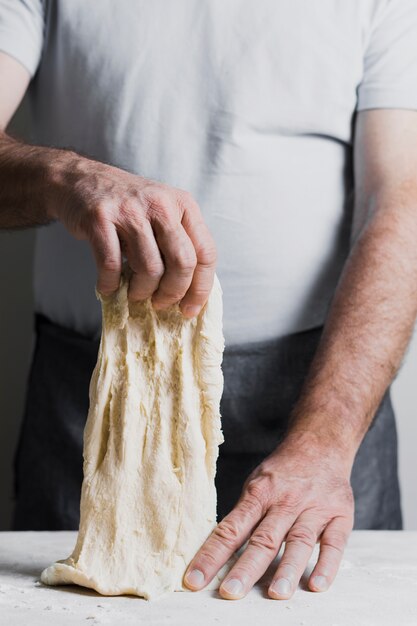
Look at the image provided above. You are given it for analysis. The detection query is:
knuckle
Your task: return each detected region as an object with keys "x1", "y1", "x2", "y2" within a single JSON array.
[
  {"x1": 90, "y1": 201, "x2": 115, "y2": 227},
  {"x1": 146, "y1": 187, "x2": 171, "y2": 207},
  {"x1": 238, "y1": 490, "x2": 265, "y2": 519},
  {"x1": 183, "y1": 289, "x2": 209, "y2": 307},
  {"x1": 278, "y1": 560, "x2": 298, "y2": 579},
  {"x1": 322, "y1": 528, "x2": 349, "y2": 553},
  {"x1": 239, "y1": 495, "x2": 263, "y2": 518},
  {"x1": 99, "y1": 256, "x2": 120, "y2": 273},
  {"x1": 119, "y1": 202, "x2": 146, "y2": 229},
  {"x1": 194, "y1": 549, "x2": 218, "y2": 570},
  {"x1": 245, "y1": 478, "x2": 266, "y2": 502},
  {"x1": 278, "y1": 490, "x2": 303, "y2": 512},
  {"x1": 157, "y1": 285, "x2": 185, "y2": 303},
  {"x1": 145, "y1": 188, "x2": 174, "y2": 216},
  {"x1": 248, "y1": 528, "x2": 278, "y2": 553},
  {"x1": 189, "y1": 221, "x2": 217, "y2": 264},
  {"x1": 286, "y1": 524, "x2": 317, "y2": 549},
  {"x1": 321, "y1": 539, "x2": 344, "y2": 557},
  {"x1": 178, "y1": 189, "x2": 197, "y2": 207},
  {"x1": 88, "y1": 214, "x2": 108, "y2": 240},
  {"x1": 142, "y1": 258, "x2": 164, "y2": 280},
  {"x1": 245, "y1": 473, "x2": 274, "y2": 505},
  {"x1": 158, "y1": 295, "x2": 181, "y2": 306},
  {"x1": 173, "y1": 250, "x2": 197, "y2": 272},
  {"x1": 176, "y1": 189, "x2": 203, "y2": 218},
  {"x1": 89, "y1": 216, "x2": 115, "y2": 245},
  {"x1": 90, "y1": 201, "x2": 107, "y2": 220},
  {"x1": 212, "y1": 518, "x2": 241, "y2": 547},
  {"x1": 156, "y1": 296, "x2": 180, "y2": 306},
  {"x1": 198, "y1": 242, "x2": 217, "y2": 266},
  {"x1": 98, "y1": 285, "x2": 117, "y2": 296},
  {"x1": 229, "y1": 564, "x2": 256, "y2": 579}
]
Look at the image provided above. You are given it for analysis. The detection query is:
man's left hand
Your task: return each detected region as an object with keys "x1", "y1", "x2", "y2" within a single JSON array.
[{"x1": 183, "y1": 432, "x2": 354, "y2": 600}]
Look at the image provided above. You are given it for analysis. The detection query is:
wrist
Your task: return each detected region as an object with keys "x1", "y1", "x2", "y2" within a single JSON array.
[
  {"x1": 281, "y1": 416, "x2": 358, "y2": 474},
  {"x1": 42, "y1": 148, "x2": 83, "y2": 221}
]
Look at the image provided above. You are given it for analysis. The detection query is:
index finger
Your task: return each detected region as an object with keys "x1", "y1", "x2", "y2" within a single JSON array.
[
  {"x1": 183, "y1": 493, "x2": 263, "y2": 591},
  {"x1": 91, "y1": 221, "x2": 122, "y2": 296},
  {"x1": 178, "y1": 195, "x2": 217, "y2": 318}
]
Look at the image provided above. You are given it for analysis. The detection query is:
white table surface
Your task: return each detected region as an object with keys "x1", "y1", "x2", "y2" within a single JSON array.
[{"x1": 0, "y1": 531, "x2": 416, "y2": 626}]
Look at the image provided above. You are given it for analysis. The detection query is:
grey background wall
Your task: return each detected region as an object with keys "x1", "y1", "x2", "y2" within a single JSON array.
[{"x1": 0, "y1": 105, "x2": 416, "y2": 531}]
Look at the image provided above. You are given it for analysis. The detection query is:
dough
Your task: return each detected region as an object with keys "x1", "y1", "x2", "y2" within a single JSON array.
[{"x1": 41, "y1": 270, "x2": 226, "y2": 600}]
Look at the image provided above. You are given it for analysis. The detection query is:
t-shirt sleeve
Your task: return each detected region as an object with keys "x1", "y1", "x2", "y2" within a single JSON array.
[
  {"x1": 357, "y1": 0, "x2": 417, "y2": 111},
  {"x1": 0, "y1": 0, "x2": 44, "y2": 77}
]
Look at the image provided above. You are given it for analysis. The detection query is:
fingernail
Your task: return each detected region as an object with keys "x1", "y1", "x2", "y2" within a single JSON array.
[
  {"x1": 271, "y1": 578, "x2": 291, "y2": 596},
  {"x1": 221, "y1": 578, "x2": 243, "y2": 596},
  {"x1": 183, "y1": 305, "x2": 201, "y2": 318},
  {"x1": 184, "y1": 568, "x2": 205, "y2": 588},
  {"x1": 312, "y1": 575, "x2": 328, "y2": 591}
]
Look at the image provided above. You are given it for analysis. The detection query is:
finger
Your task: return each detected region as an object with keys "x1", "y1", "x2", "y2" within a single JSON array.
[
  {"x1": 183, "y1": 491, "x2": 265, "y2": 592},
  {"x1": 120, "y1": 220, "x2": 164, "y2": 301},
  {"x1": 90, "y1": 221, "x2": 122, "y2": 295},
  {"x1": 218, "y1": 507, "x2": 296, "y2": 600},
  {"x1": 308, "y1": 516, "x2": 352, "y2": 593},
  {"x1": 178, "y1": 195, "x2": 217, "y2": 318},
  {"x1": 151, "y1": 221, "x2": 197, "y2": 310},
  {"x1": 268, "y1": 514, "x2": 323, "y2": 600}
]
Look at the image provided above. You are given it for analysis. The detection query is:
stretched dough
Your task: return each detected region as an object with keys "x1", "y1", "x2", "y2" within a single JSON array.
[{"x1": 41, "y1": 271, "x2": 226, "y2": 599}]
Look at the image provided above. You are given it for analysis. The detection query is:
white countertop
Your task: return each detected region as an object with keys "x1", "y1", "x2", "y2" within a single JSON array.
[{"x1": 0, "y1": 531, "x2": 416, "y2": 626}]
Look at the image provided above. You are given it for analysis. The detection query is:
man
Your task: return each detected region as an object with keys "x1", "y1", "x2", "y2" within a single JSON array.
[{"x1": 1, "y1": 0, "x2": 417, "y2": 602}]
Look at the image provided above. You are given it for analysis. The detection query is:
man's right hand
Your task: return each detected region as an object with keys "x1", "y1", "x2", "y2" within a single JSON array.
[
  {"x1": 0, "y1": 51, "x2": 216, "y2": 318},
  {"x1": 49, "y1": 155, "x2": 217, "y2": 317}
]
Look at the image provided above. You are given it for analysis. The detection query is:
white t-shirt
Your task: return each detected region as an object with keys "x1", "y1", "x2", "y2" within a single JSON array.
[{"x1": 1, "y1": 0, "x2": 417, "y2": 345}]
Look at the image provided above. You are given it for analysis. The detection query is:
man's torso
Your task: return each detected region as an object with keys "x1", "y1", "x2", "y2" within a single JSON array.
[{"x1": 30, "y1": 0, "x2": 383, "y2": 343}]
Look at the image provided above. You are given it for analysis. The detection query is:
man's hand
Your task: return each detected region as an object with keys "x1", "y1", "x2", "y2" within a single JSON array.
[
  {"x1": 0, "y1": 135, "x2": 217, "y2": 316},
  {"x1": 0, "y1": 52, "x2": 216, "y2": 317},
  {"x1": 184, "y1": 432, "x2": 354, "y2": 600},
  {"x1": 49, "y1": 156, "x2": 216, "y2": 316}
]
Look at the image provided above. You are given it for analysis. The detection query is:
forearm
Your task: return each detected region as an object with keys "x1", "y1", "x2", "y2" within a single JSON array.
[
  {"x1": 287, "y1": 189, "x2": 417, "y2": 463},
  {"x1": 0, "y1": 131, "x2": 78, "y2": 229}
]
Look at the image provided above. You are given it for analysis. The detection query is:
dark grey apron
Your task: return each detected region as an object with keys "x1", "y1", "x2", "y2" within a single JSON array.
[{"x1": 12, "y1": 314, "x2": 402, "y2": 530}]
